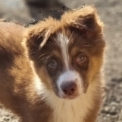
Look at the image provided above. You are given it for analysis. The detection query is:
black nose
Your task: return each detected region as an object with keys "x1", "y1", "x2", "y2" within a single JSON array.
[{"x1": 61, "y1": 82, "x2": 77, "y2": 96}]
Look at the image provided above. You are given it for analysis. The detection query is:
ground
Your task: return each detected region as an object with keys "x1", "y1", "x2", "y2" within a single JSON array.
[{"x1": 0, "y1": 0, "x2": 122, "y2": 122}]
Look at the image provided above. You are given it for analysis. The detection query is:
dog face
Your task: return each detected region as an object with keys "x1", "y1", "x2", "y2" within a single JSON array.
[{"x1": 25, "y1": 6, "x2": 105, "y2": 99}]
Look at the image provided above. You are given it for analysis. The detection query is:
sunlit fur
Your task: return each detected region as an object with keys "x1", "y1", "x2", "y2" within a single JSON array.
[{"x1": 0, "y1": 5, "x2": 105, "y2": 122}]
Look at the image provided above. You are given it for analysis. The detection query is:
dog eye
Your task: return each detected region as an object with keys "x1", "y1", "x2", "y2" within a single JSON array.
[
  {"x1": 76, "y1": 54, "x2": 87, "y2": 66},
  {"x1": 48, "y1": 60, "x2": 58, "y2": 69}
]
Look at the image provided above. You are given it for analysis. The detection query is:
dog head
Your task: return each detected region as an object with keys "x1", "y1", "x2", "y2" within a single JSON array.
[{"x1": 25, "y1": 6, "x2": 105, "y2": 99}]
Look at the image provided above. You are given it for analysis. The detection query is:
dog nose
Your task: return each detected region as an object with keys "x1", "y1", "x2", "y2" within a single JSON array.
[{"x1": 61, "y1": 82, "x2": 77, "y2": 96}]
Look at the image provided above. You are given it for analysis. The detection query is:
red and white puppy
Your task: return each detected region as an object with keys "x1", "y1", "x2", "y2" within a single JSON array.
[{"x1": 0, "y1": 6, "x2": 105, "y2": 122}]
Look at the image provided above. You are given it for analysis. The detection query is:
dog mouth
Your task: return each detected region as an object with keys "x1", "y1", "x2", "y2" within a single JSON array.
[{"x1": 60, "y1": 92, "x2": 80, "y2": 100}]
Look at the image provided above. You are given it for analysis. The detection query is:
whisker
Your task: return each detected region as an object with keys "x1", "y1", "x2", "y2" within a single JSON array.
[
  {"x1": 38, "y1": 53, "x2": 49, "y2": 59},
  {"x1": 38, "y1": 57, "x2": 45, "y2": 62},
  {"x1": 37, "y1": 55, "x2": 51, "y2": 63}
]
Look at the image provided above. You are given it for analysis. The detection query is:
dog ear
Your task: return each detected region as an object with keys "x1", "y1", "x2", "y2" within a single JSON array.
[
  {"x1": 24, "y1": 18, "x2": 58, "y2": 59},
  {"x1": 61, "y1": 5, "x2": 103, "y2": 32},
  {"x1": 25, "y1": 17, "x2": 58, "y2": 51}
]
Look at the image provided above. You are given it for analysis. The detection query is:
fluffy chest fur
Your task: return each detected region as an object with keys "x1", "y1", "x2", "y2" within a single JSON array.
[
  {"x1": 34, "y1": 73, "x2": 102, "y2": 122},
  {"x1": 51, "y1": 97, "x2": 89, "y2": 122}
]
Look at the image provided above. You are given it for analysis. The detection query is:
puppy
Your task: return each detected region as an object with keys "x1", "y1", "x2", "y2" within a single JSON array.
[{"x1": 0, "y1": 6, "x2": 105, "y2": 122}]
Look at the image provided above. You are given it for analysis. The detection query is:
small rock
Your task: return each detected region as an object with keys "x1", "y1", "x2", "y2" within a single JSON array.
[{"x1": 104, "y1": 106, "x2": 110, "y2": 112}]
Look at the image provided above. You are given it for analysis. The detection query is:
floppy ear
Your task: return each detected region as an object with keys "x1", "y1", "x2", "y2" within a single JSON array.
[
  {"x1": 61, "y1": 5, "x2": 103, "y2": 32},
  {"x1": 24, "y1": 17, "x2": 58, "y2": 59}
]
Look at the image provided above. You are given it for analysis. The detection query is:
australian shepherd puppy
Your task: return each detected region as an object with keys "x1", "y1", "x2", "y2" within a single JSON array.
[{"x1": 0, "y1": 6, "x2": 105, "y2": 122}]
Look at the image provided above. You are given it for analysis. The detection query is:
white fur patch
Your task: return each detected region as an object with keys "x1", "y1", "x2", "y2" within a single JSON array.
[
  {"x1": 30, "y1": 61, "x2": 46, "y2": 97},
  {"x1": 34, "y1": 74, "x2": 44, "y2": 95},
  {"x1": 40, "y1": 77, "x2": 102, "y2": 122},
  {"x1": 57, "y1": 33, "x2": 69, "y2": 69},
  {"x1": 57, "y1": 70, "x2": 84, "y2": 97}
]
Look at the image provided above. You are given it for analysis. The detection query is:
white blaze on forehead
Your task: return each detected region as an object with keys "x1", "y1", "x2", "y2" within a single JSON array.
[{"x1": 57, "y1": 33, "x2": 70, "y2": 69}]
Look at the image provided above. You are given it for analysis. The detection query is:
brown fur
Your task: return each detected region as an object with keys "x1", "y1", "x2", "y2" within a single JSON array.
[
  {"x1": 0, "y1": 6, "x2": 105, "y2": 122},
  {"x1": 0, "y1": 22, "x2": 53, "y2": 122}
]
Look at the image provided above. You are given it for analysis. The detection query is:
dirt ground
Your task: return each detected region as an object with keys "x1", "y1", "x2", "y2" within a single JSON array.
[{"x1": 0, "y1": 0, "x2": 122, "y2": 122}]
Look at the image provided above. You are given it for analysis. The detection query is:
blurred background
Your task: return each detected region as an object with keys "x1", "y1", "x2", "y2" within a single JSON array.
[{"x1": 0, "y1": 0, "x2": 122, "y2": 122}]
